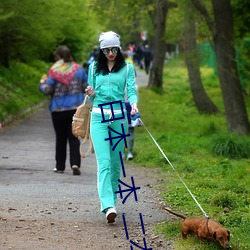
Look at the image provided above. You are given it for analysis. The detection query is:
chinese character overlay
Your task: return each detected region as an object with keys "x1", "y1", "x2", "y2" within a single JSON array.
[
  {"x1": 98, "y1": 100, "x2": 125, "y2": 123},
  {"x1": 123, "y1": 213, "x2": 152, "y2": 250},
  {"x1": 115, "y1": 176, "x2": 140, "y2": 204},
  {"x1": 105, "y1": 124, "x2": 130, "y2": 151}
]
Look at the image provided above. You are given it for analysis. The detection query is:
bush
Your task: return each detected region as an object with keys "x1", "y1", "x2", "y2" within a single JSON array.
[{"x1": 210, "y1": 135, "x2": 250, "y2": 159}]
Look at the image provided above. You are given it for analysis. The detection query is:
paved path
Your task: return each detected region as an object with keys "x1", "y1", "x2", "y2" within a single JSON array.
[
  {"x1": 0, "y1": 71, "x2": 173, "y2": 249},
  {"x1": 135, "y1": 68, "x2": 149, "y2": 88}
]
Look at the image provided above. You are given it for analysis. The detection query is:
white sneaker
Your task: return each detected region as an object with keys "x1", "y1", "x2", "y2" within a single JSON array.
[
  {"x1": 127, "y1": 152, "x2": 133, "y2": 160},
  {"x1": 105, "y1": 207, "x2": 117, "y2": 223}
]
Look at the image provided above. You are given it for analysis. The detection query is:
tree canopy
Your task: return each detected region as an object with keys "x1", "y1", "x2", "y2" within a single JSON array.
[{"x1": 0, "y1": 0, "x2": 99, "y2": 66}]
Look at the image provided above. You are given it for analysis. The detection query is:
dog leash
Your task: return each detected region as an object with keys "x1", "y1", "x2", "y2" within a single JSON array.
[{"x1": 139, "y1": 118, "x2": 209, "y2": 218}]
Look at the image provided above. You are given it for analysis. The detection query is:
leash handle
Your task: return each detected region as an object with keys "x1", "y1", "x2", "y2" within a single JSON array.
[{"x1": 139, "y1": 118, "x2": 209, "y2": 218}]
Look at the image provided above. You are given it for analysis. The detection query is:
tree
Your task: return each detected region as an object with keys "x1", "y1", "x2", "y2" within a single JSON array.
[
  {"x1": 184, "y1": 1, "x2": 218, "y2": 114},
  {"x1": 148, "y1": 0, "x2": 177, "y2": 89},
  {"x1": 91, "y1": 0, "x2": 155, "y2": 48},
  {"x1": 191, "y1": 0, "x2": 250, "y2": 134},
  {"x1": 0, "y1": 0, "x2": 98, "y2": 66}
]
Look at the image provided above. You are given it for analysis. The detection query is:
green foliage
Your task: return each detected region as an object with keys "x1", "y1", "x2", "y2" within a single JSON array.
[
  {"x1": 92, "y1": 0, "x2": 155, "y2": 46},
  {"x1": 0, "y1": 60, "x2": 49, "y2": 122},
  {"x1": 165, "y1": 3, "x2": 184, "y2": 44},
  {"x1": 133, "y1": 58, "x2": 250, "y2": 249},
  {"x1": 232, "y1": 0, "x2": 250, "y2": 39},
  {"x1": 0, "y1": 0, "x2": 100, "y2": 66},
  {"x1": 165, "y1": 0, "x2": 213, "y2": 45},
  {"x1": 236, "y1": 37, "x2": 250, "y2": 95}
]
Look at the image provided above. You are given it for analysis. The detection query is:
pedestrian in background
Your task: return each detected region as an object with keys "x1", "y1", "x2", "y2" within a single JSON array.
[
  {"x1": 133, "y1": 44, "x2": 144, "y2": 69},
  {"x1": 143, "y1": 44, "x2": 152, "y2": 74},
  {"x1": 85, "y1": 46, "x2": 99, "y2": 72},
  {"x1": 85, "y1": 31, "x2": 138, "y2": 223},
  {"x1": 39, "y1": 45, "x2": 88, "y2": 175}
]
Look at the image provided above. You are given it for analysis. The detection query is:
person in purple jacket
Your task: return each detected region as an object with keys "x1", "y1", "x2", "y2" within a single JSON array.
[{"x1": 39, "y1": 45, "x2": 88, "y2": 175}]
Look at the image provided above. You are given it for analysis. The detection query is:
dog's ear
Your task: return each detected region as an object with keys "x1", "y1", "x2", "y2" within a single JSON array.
[
  {"x1": 213, "y1": 231, "x2": 217, "y2": 240},
  {"x1": 227, "y1": 230, "x2": 230, "y2": 240}
]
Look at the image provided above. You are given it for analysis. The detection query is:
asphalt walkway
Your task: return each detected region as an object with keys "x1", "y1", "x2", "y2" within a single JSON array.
[{"x1": 0, "y1": 70, "x2": 172, "y2": 249}]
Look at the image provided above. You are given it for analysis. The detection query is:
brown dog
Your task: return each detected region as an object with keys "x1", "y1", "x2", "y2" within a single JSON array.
[{"x1": 162, "y1": 207, "x2": 231, "y2": 249}]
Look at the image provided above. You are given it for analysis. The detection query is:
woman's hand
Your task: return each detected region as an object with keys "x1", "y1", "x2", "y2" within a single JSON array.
[
  {"x1": 131, "y1": 103, "x2": 138, "y2": 116},
  {"x1": 40, "y1": 74, "x2": 47, "y2": 83},
  {"x1": 85, "y1": 86, "x2": 96, "y2": 97}
]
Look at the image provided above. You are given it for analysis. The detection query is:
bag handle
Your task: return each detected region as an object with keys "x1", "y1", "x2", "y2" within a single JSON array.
[
  {"x1": 79, "y1": 136, "x2": 94, "y2": 158},
  {"x1": 79, "y1": 95, "x2": 94, "y2": 158},
  {"x1": 83, "y1": 94, "x2": 88, "y2": 105},
  {"x1": 79, "y1": 116, "x2": 94, "y2": 158}
]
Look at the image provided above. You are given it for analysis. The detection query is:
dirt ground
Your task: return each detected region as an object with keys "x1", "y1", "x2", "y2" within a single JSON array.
[{"x1": 0, "y1": 100, "x2": 174, "y2": 249}]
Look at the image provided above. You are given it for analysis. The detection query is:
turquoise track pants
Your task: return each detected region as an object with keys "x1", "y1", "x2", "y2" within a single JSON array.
[{"x1": 90, "y1": 111, "x2": 128, "y2": 212}]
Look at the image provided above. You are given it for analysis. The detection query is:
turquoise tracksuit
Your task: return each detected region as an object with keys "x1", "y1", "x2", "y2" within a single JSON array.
[{"x1": 88, "y1": 62, "x2": 137, "y2": 212}]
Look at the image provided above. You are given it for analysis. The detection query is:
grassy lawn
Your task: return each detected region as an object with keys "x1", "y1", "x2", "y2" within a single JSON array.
[{"x1": 130, "y1": 58, "x2": 250, "y2": 250}]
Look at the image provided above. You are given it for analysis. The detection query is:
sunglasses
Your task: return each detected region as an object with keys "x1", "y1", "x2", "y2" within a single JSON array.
[{"x1": 102, "y1": 47, "x2": 119, "y2": 55}]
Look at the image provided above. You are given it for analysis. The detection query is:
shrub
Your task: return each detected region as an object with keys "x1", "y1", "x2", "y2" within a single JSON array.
[
  {"x1": 210, "y1": 135, "x2": 250, "y2": 158},
  {"x1": 210, "y1": 191, "x2": 237, "y2": 209}
]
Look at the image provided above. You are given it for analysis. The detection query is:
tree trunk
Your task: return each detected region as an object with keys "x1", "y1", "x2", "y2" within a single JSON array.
[
  {"x1": 212, "y1": 0, "x2": 250, "y2": 134},
  {"x1": 148, "y1": 0, "x2": 169, "y2": 89},
  {"x1": 184, "y1": 4, "x2": 218, "y2": 114},
  {"x1": 191, "y1": 0, "x2": 250, "y2": 134}
]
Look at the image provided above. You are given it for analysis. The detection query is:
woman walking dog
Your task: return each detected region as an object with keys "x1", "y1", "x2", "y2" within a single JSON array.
[{"x1": 85, "y1": 31, "x2": 138, "y2": 223}]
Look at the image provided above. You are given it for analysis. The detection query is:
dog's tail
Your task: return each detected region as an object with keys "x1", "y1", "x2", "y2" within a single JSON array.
[{"x1": 161, "y1": 206, "x2": 187, "y2": 220}]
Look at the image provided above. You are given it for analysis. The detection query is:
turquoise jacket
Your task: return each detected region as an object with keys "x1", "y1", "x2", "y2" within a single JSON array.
[{"x1": 87, "y1": 62, "x2": 138, "y2": 110}]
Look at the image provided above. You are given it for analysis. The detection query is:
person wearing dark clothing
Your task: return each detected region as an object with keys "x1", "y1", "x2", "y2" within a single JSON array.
[
  {"x1": 125, "y1": 102, "x2": 134, "y2": 160},
  {"x1": 143, "y1": 44, "x2": 152, "y2": 74},
  {"x1": 39, "y1": 45, "x2": 88, "y2": 175},
  {"x1": 133, "y1": 45, "x2": 144, "y2": 69}
]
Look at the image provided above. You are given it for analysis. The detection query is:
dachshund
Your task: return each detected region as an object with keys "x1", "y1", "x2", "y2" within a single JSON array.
[{"x1": 162, "y1": 206, "x2": 231, "y2": 249}]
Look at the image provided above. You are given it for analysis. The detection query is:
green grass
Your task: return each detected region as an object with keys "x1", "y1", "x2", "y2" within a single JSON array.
[{"x1": 131, "y1": 59, "x2": 250, "y2": 250}]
